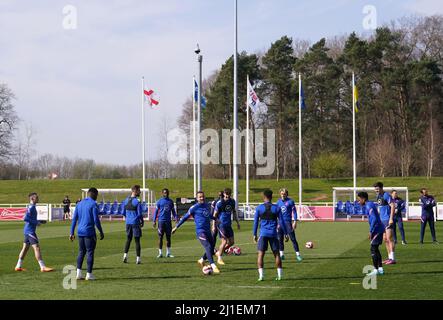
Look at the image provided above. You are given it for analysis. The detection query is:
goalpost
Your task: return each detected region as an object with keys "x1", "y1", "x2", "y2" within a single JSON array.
[{"x1": 332, "y1": 187, "x2": 409, "y2": 221}]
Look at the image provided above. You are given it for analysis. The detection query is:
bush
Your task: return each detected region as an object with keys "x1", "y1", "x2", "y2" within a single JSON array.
[{"x1": 311, "y1": 153, "x2": 350, "y2": 179}]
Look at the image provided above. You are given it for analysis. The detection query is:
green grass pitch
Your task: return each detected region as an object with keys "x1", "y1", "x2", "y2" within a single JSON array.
[{"x1": 1, "y1": 220, "x2": 442, "y2": 299}]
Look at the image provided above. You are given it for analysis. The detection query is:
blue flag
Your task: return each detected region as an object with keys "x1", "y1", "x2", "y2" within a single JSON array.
[
  {"x1": 194, "y1": 79, "x2": 207, "y2": 108},
  {"x1": 300, "y1": 84, "x2": 306, "y2": 109}
]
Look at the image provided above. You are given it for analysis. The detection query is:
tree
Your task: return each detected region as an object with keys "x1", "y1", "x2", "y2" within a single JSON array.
[
  {"x1": 311, "y1": 153, "x2": 350, "y2": 179},
  {"x1": 262, "y1": 36, "x2": 296, "y2": 180},
  {"x1": 0, "y1": 84, "x2": 18, "y2": 162}
]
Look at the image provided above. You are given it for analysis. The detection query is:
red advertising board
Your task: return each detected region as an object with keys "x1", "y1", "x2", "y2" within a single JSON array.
[{"x1": 0, "y1": 208, "x2": 26, "y2": 221}]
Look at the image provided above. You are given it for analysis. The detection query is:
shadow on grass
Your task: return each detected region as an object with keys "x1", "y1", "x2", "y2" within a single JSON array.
[{"x1": 100, "y1": 275, "x2": 193, "y2": 281}]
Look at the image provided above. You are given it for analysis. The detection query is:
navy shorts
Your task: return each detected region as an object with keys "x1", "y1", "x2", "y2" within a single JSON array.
[
  {"x1": 126, "y1": 224, "x2": 142, "y2": 238},
  {"x1": 382, "y1": 220, "x2": 392, "y2": 230},
  {"x1": 158, "y1": 221, "x2": 172, "y2": 237},
  {"x1": 24, "y1": 233, "x2": 39, "y2": 245},
  {"x1": 370, "y1": 232, "x2": 384, "y2": 246},
  {"x1": 197, "y1": 231, "x2": 215, "y2": 248},
  {"x1": 257, "y1": 236, "x2": 279, "y2": 252},
  {"x1": 218, "y1": 225, "x2": 234, "y2": 239}
]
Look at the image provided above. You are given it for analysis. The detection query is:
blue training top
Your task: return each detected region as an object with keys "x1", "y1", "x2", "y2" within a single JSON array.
[
  {"x1": 420, "y1": 195, "x2": 436, "y2": 217},
  {"x1": 176, "y1": 202, "x2": 214, "y2": 236},
  {"x1": 122, "y1": 196, "x2": 143, "y2": 225},
  {"x1": 70, "y1": 197, "x2": 104, "y2": 237},
  {"x1": 376, "y1": 192, "x2": 392, "y2": 221},
  {"x1": 153, "y1": 197, "x2": 177, "y2": 223},
  {"x1": 366, "y1": 201, "x2": 385, "y2": 234},
  {"x1": 276, "y1": 197, "x2": 298, "y2": 222},
  {"x1": 214, "y1": 198, "x2": 236, "y2": 227},
  {"x1": 253, "y1": 201, "x2": 287, "y2": 238},
  {"x1": 23, "y1": 204, "x2": 39, "y2": 235}
]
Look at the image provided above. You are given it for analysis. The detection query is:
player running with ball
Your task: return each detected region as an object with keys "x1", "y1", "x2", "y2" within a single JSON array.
[
  {"x1": 172, "y1": 191, "x2": 220, "y2": 274},
  {"x1": 253, "y1": 189, "x2": 288, "y2": 281}
]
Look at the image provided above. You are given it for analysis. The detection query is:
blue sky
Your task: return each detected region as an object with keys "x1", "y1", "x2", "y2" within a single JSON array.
[{"x1": 0, "y1": 0, "x2": 441, "y2": 165}]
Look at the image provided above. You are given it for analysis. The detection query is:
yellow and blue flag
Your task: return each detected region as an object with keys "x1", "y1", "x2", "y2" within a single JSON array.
[{"x1": 353, "y1": 81, "x2": 359, "y2": 112}]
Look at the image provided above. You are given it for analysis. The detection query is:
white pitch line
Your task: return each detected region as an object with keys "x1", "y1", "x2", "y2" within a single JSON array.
[{"x1": 232, "y1": 285, "x2": 335, "y2": 290}]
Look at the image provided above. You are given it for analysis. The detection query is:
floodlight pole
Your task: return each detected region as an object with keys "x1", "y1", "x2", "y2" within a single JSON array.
[
  {"x1": 196, "y1": 50, "x2": 203, "y2": 192},
  {"x1": 192, "y1": 76, "x2": 197, "y2": 197},
  {"x1": 233, "y1": 0, "x2": 239, "y2": 208},
  {"x1": 298, "y1": 74, "x2": 303, "y2": 217}
]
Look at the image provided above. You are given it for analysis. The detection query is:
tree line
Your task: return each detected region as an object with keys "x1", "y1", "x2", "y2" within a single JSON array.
[
  {"x1": 178, "y1": 15, "x2": 443, "y2": 180},
  {"x1": 1, "y1": 15, "x2": 442, "y2": 180}
]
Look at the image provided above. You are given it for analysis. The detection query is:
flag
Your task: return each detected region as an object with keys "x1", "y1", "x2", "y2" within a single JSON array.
[
  {"x1": 144, "y1": 88, "x2": 159, "y2": 107},
  {"x1": 353, "y1": 81, "x2": 359, "y2": 112},
  {"x1": 247, "y1": 78, "x2": 261, "y2": 114},
  {"x1": 194, "y1": 79, "x2": 207, "y2": 108},
  {"x1": 300, "y1": 83, "x2": 306, "y2": 109}
]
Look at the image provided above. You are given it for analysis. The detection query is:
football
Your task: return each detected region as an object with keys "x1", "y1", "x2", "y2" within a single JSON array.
[
  {"x1": 202, "y1": 265, "x2": 213, "y2": 275},
  {"x1": 305, "y1": 241, "x2": 314, "y2": 249},
  {"x1": 232, "y1": 246, "x2": 241, "y2": 255},
  {"x1": 225, "y1": 246, "x2": 234, "y2": 255}
]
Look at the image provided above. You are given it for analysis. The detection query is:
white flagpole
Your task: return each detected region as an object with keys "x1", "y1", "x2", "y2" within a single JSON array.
[
  {"x1": 298, "y1": 74, "x2": 302, "y2": 217},
  {"x1": 246, "y1": 75, "x2": 250, "y2": 208},
  {"x1": 141, "y1": 77, "x2": 146, "y2": 202},
  {"x1": 192, "y1": 76, "x2": 197, "y2": 197},
  {"x1": 352, "y1": 72, "x2": 357, "y2": 201},
  {"x1": 233, "y1": 0, "x2": 239, "y2": 208}
]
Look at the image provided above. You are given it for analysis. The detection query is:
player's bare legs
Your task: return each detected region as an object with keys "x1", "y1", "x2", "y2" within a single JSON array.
[
  {"x1": 273, "y1": 250, "x2": 283, "y2": 280},
  {"x1": 18, "y1": 243, "x2": 30, "y2": 260},
  {"x1": 257, "y1": 250, "x2": 265, "y2": 280},
  {"x1": 216, "y1": 238, "x2": 227, "y2": 264}
]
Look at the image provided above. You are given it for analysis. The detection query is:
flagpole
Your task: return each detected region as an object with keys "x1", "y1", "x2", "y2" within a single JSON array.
[
  {"x1": 246, "y1": 75, "x2": 250, "y2": 208},
  {"x1": 298, "y1": 74, "x2": 302, "y2": 217},
  {"x1": 352, "y1": 72, "x2": 356, "y2": 201},
  {"x1": 192, "y1": 76, "x2": 197, "y2": 197},
  {"x1": 233, "y1": 0, "x2": 239, "y2": 208},
  {"x1": 141, "y1": 77, "x2": 146, "y2": 202}
]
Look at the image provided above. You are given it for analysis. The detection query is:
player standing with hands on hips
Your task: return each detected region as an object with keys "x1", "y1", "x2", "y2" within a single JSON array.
[{"x1": 69, "y1": 187, "x2": 104, "y2": 281}]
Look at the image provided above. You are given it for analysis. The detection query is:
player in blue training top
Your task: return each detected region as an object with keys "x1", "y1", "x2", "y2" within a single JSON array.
[
  {"x1": 253, "y1": 189, "x2": 288, "y2": 281},
  {"x1": 172, "y1": 191, "x2": 220, "y2": 274},
  {"x1": 15, "y1": 192, "x2": 54, "y2": 273},
  {"x1": 358, "y1": 192, "x2": 385, "y2": 276},
  {"x1": 276, "y1": 188, "x2": 302, "y2": 262},
  {"x1": 121, "y1": 185, "x2": 144, "y2": 264},
  {"x1": 213, "y1": 188, "x2": 240, "y2": 265},
  {"x1": 153, "y1": 188, "x2": 178, "y2": 258},
  {"x1": 70, "y1": 188, "x2": 104, "y2": 281},
  {"x1": 374, "y1": 182, "x2": 396, "y2": 265},
  {"x1": 391, "y1": 190, "x2": 407, "y2": 245},
  {"x1": 210, "y1": 191, "x2": 224, "y2": 253},
  {"x1": 419, "y1": 188, "x2": 438, "y2": 244}
]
